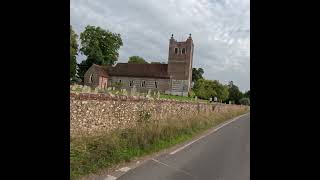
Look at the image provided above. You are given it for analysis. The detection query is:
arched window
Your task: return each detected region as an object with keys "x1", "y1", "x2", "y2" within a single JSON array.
[
  {"x1": 174, "y1": 47, "x2": 178, "y2": 54},
  {"x1": 89, "y1": 74, "x2": 94, "y2": 83},
  {"x1": 155, "y1": 81, "x2": 158, "y2": 89},
  {"x1": 141, "y1": 80, "x2": 146, "y2": 87},
  {"x1": 182, "y1": 48, "x2": 186, "y2": 54}
]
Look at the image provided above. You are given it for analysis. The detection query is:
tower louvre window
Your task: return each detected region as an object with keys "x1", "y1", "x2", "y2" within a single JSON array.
[
  {"x1": 182, "y1": 48, "x2": 186, "y2": 54},
  {"x1": 174, "y1": 47, "x2": 178, "y2": 54}
]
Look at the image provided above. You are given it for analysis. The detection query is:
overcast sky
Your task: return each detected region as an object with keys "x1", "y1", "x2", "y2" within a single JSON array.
[{"x1": 71, "y1": 0, "x2": 250, "y2": 92}]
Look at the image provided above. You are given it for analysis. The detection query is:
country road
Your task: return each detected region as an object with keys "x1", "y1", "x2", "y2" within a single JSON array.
[{"x1": 115, "y1": 114, "x2": 250, "y2": 180}]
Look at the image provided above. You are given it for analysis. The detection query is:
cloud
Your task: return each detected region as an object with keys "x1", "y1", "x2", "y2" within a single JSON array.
[{"x1": 71, "y1": 0, "x2": 250, "y2": 91}]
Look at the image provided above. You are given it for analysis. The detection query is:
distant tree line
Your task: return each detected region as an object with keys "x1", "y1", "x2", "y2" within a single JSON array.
[{"x1": 191, "y1": 68, "x2": 250, "y2": 105}]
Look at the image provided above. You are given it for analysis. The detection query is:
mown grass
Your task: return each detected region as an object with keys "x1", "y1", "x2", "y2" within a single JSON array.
[
  {"x1": 159, "y1": 94, "x2": 208, "y2": 103},
  {"x1": 70, "y1": 108, "x2": 249, "y2": 179}
]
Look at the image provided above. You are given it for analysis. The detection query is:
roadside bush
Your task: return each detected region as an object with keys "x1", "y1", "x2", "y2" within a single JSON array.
[
  {"x1": 188, "y1": 90, "x2": 196, "y2": 98},
  {"x1": 239, "y1": 98, "x2": 250, "y2": 105}
]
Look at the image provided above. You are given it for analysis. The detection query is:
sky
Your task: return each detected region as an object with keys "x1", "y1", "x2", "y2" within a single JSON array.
[{"x1": 70, "y1": 0, "x2": 250, "y2": 92}]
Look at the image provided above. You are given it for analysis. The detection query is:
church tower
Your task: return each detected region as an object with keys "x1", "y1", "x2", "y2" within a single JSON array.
[{"x1": 167, "y1": 34, "x2": 194, "y2": 96}]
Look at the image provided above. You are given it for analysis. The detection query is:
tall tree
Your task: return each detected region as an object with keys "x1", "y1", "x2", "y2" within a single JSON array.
[
  {"x1": 70, "y1": 25, "x2": 78, "y2": 80},
  {"x1": 217, "y1": 84, "x2": 230, "y2": 102},
  {"x1": 78, "y1": 25, "x2": 123, "y2": 80},
  {"x1": 244, "y1": 90, "x2": 250, "y2": 99},
  {"x1": 193, "y1": 79, "x2": 229, "y2": 101},
  {"x1": 192, "y1": 68, "x2": 204, "y2": 82},
  {"x1": 128, "y1": 56, "x2": 148, "y2": 64},
  {"x1": 227, "y1": 81, "x2": 243, "y2": 104}
]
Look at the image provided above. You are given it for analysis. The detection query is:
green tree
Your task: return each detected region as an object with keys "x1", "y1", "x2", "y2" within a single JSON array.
[
  {"x1": 227, "y1": 81, "x2": 243, "y2": 104},
  {"x1": 239, "y1": 97, "x2": 250, "y2": 105},
  {"x1": 192, "y1": 68, "x2": 204, "y2": 82},
  {"x1": 70, "y1": 25, "x2": 78, "y2": 80},
  {"x1": 217, "y1": 84, "x2": 229, "y2": 102},
  {"x1": 193, "y1": 79, "x2": 228, "y2": 101},
  {"x1": 78, "y1": 25, "x2": 123, "y2": 79},
  {"x1": 128, "y1": 56, "x2": 148, "y2": 64},
  {"x1": 244, "y1": 90, "x2": 250, "y2": 99},
  {"x1": 193, "y1": 79, "x2": 217, "y2": 100}
]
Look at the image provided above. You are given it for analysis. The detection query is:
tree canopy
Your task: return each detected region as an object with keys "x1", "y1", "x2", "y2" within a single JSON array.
[
  {"x1": 239, "y1": 98, "x2": 250, "y2": 105},
  {"x1": 80, "y1": 25, "x2": 123, "y2": 66},
  {"x1": 192, "y1": 68, "x2": 204, "y2": 82},
  {"x1": 128, "y1": 56, "x2": 149, "y2": 64},
  {"x1": 227, "y1": 81, "x2": 243, "y2": 104},
  {"x1": 193, "y1": 79, "x2": 229, "y2": 101},
  {"x1": 77, "y1": 25, "x2": 123, "y2": 80},
  {"x1": 244, "y1": 90, "x2": 250, "y2": 99}
]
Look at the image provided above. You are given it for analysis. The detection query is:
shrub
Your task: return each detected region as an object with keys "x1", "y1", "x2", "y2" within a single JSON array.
[
  {"x1": 239, "y1": 97, "x2": 250, "y2": 105},
  {"x1": 111, "y1": 82, "x2": 123, "y2": 89},
  {"x1": 188, "y1": 90, "x2": 196, "y2": 98}
]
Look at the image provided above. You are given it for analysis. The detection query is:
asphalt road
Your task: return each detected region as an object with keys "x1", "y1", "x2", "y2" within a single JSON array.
[{"x1": 117, "y1": 113, "x2": 250, "y2": 180}]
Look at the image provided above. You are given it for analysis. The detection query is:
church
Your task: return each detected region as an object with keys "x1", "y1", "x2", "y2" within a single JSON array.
[{"x1": 83, "y1": 34, "x2": 194, "y2": 96}]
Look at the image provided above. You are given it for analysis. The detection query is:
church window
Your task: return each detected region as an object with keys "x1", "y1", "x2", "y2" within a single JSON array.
[
  {"x1": 141, "y1": 80, "x2": 146, "y2": 87},
  {"x1": 175, "y1": 47, "x2": 178, "y2": 54},
  {"x1": 89, "y1": 74, "x2": 93, "y2": 83},
  {"x1": 182, "y1": 48, "x2": 186, "y2": 54}
]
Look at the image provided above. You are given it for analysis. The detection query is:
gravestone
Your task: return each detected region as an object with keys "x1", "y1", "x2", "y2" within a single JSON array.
[
  {"x1": 131, "y1": 85, "x2": 137, "y2": 96},
  {"x1": 122, "y1": 89, "x2": 128, "y2": 96},
  {"x1": 94, "y1": 87, "x2": 100, "y2": 93},
  {"x1": 146, "y1": 89, "x2": 152, "y2": 98},
  {"x1": 82, "y1": 85, "x2": 91, "y2": 93}
]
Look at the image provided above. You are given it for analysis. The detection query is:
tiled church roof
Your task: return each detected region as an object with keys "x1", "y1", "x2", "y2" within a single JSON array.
[{"x1": 92, "y1": 63, "x2": 170, "y2": 79}]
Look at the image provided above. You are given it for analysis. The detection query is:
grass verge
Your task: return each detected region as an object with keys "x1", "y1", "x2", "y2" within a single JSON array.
[
  {"x1": 159, "y1": 94, "x2": 208, "y2": 102},
  {"x1": 70, "y1": 108, "x2": 249, "y2": 179}
]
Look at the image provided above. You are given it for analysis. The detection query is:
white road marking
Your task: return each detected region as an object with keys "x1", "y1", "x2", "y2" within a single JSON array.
[
  {"x1": 169, "y1": 113, "x2": 249, "y2": 155},
  {"x1": 105, "y1": 175, "x2": 117, "y2": 180},
  {"x1": 118, "y1": 167, "x2": 131, "y2": 172},
  {"x1": 151, "y1": 158, "x2": 194, "y2": 177}
]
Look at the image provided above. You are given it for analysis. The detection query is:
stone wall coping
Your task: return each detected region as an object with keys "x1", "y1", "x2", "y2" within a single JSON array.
[
  {"x1": 70, "y1": 92, "x2": 216, "y2": 105},
  {"x1": 70, "y1": 92, "x2": 248, "y2": 107}
]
